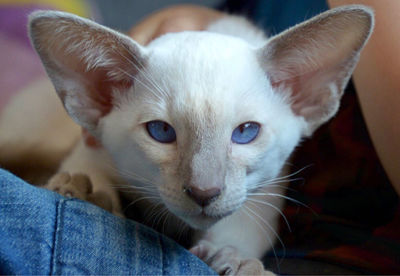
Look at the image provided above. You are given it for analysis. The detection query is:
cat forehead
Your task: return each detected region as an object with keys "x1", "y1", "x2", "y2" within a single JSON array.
[
  {"x1": 148, "y1": 30, "x2": 254, "y2": 54},
  {"x1": 147, "y1": 31, "x2": 260, "y2": 77},
  {"x1": 125, "y1": 31, "x2": 284, "y2": 129},
  {"x1": 141, "y1": 31, "x2": 271, "y2": 106}
]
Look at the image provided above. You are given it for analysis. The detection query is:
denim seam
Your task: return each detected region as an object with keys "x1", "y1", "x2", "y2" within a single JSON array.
[
  {"x1": 159, "y1": 234, "x2": 165, "y2": 275},
  {"x1": 50, "y1": 198, "x2": 66, "y2": 275}
]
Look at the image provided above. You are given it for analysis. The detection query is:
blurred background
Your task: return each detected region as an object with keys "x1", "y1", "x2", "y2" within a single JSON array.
[
  {"x1": 0, "y1": 0, "x2": 224, "y2": 114},
  {"x1": 2, "y1": 1, "x2": 399, "y2": 275},
  {"x1": 94, "y1": 0, "x2": 222, "y2": 31}
]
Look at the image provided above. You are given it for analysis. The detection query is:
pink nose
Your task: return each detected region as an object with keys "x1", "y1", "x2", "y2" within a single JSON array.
[{"x1": 184, "y1": 186, "x2": 221, "y2": 207}]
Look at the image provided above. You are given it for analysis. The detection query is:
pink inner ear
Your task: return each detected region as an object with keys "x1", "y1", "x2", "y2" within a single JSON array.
[
  {"x1": 84, "y1": 66, "x2": 134, "y2": 118},
  {"x1": 270, "y1": 69, "x2": 317, "y2": 117},
  {"x1": 269, "y1": 61, "x2": 343, "y2": 133},
  {"x1": 30, "y1": 11, "x2": 147, "y2": 133}
]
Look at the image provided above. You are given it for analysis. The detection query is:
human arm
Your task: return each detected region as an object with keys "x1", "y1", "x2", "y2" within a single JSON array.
[
  {"x1": 129, "y1": 4, "x2": 223, "y2": 45},
  {"x1": 328, "y1": 0, "x2": 400, "y2": 195}
]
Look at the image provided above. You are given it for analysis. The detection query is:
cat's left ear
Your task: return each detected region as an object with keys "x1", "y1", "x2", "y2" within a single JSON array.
[
  {"x1": 258, "y1": 5, "x2": 374, "y2": 135},
  {"x1": 29, "y1": 11, "x2": 147, "y2": 135}
]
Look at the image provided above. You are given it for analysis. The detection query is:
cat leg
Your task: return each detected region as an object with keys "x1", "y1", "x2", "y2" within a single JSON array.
[{"x1": 46, "y1": 139, "x2": 123, "y2": 216}]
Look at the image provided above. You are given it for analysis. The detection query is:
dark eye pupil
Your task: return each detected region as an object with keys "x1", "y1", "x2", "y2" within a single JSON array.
[
  {"x1": 239, "y1": 123, "x2": 251, "y2": 133},
  {"x1": 163, "y1": 124, "x2": 169, "y2": 132}
]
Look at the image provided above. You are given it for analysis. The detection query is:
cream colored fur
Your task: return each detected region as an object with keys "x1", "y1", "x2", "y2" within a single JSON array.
[
  {"x1": 0, "y1": 79, "x2": 80, "y2": 183},
  {"x1": 0, "y1": 6, "x2": 373, "y2": 275}
]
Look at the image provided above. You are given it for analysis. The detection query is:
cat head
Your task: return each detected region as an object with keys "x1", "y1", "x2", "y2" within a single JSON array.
[{"x1": 29, "y1": 6, "x2": 373, "y2": 229}]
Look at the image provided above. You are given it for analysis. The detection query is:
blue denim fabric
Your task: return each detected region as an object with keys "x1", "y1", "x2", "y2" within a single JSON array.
[{"x1": 0, "y1": 169, "x2": 216, "y2": 275}]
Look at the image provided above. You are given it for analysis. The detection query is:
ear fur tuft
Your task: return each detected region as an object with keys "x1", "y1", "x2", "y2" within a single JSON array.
[
  {"x1": 29, "y1": 11, "x2": 147, "y2": 134},
  {"x1": 258, "y1": 5, "x2": 374, "y2": 135}
]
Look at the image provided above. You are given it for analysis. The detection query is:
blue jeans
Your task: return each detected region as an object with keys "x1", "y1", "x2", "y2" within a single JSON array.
[{"x1": 0, "y1": 169, "x2": 216, "y2": 275}]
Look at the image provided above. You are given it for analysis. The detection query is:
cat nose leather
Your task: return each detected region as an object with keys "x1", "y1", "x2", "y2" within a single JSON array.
[{"x1": 184, "y1": 186, "x2": 221, "y2": 207}]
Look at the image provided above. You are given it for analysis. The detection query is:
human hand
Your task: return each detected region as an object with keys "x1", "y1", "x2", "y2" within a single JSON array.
[{"x1": 129, "y1": 4, "x2": 224, "y2": 45}]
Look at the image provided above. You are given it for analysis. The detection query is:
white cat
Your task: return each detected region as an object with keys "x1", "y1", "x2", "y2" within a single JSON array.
[{"x1": 22, "y1": 5, "x2": 374, "y2": 274}]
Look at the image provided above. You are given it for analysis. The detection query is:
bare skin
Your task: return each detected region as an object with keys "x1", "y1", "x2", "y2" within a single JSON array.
[
  {"x1": 129, "y1": 5, "x2": 223, "y2": 45},
  {"x1": 327, "y1": 0, "x2": 400, "y2": 194},
  {"x1": 129, "y1": 3, "x2": 400, "y2": 196}
]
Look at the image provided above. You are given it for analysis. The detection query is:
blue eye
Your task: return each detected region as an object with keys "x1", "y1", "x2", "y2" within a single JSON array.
[
  {"x1": 231, "y1": 122, "x2": 260, "y2": 144},
  {"x1": 146, "y1": 121, "x2": 176, "y2": 143}
]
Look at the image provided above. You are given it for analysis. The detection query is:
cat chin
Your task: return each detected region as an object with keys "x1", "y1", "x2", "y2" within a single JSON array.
[
  {"x1": 181, "y1": 214, "x2": 222, "y2": 230},
  {"x1": 175, "y1": 209, "x2": 236, "y2": 230},
  {"x1": 161, "y1": 196, "x2": 242, "y2": 230}
]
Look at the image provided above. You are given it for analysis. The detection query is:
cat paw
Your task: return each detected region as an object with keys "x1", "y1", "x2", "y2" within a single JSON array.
[
  {"x1": 236, "y1": 259, "x2": 275, "y2": 276},
  {"x1": 46, "y1": 172, "x2": 113, "y2": 213},
  {"x1": 190, "y1": 241, "x2": 275, "y2": 275},
  {"x1": 46, "y1": 172, "x2": 92, "y2": 199}
]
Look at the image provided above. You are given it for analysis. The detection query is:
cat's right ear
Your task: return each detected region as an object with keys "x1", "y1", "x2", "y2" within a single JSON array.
[
  {"x1": 29, "y1": 11, "x2": 147, "y2": 135},
  {"x1": 258, "y1": 5, "x2": 373, "y2": 136}
]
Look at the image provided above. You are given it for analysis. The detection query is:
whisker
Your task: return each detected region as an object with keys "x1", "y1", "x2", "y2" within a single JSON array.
[
  {"x1": 161, "y1": 211, "x2": 171, "y2": 235},
  {"x1": 241, "y1": 207, "x2": 281, "y2": 271},
  {"x1": 112, "y1": 181, "x2": 156, "y2": 192},
  {"x1": 262, "y1": 177, "x2": 304, "y2": 185},
  {"x1": 117, "y1": 67, "x2": 163, "y2": 100},
  {"x1": 114, "y1": 185, "x2": 156, "y2": 194},
  {"x1": 111, "y1": 180, "x2": 158, "y2": 200},
  {"x1": 253, "y1": 177, "x2": 304, "y2": 190},
  {"x1": 123, "y1": 195, "x2": 159, "y2": 214},
  {"x1": 248, "y1": 192, "x2": 316, "y2": 215},
  {"x1": 244, "y1": 203, "x2": 285, "y2": 252},
  {"x1": 126, "y1": 195, "x2": 160, "y2": 209},
  {"x1": 243, "y1": 205, "x2": 286, "y2": 272},
  {"x1": 115, "y1": 49, "x2": 169, "y2": 99},
  {"x1": 259, "y1": 164, "x2": 313, "y2": 185},
  {"x1": 144, "y1": 202, "x2": 165, "y2": 226},
  {"x1": 264, "y1": 184, "x2": 299, "y2": 193},
  {"x1": 104, "y1": 161, "x2": 156, "y2": 188},
  {"x1": 112, "y1": 180, "x2": 155, "y2": 190},
  {"x1": 251, "y1": 165, "x2": 313, "y2": 191},
  {"x1": 176, "y1": 219, "x2": 189, "y2": 243},
  {"x1": 247, "y1": 198, "x2": 291, "y2": 232},
  {"x1": 113, "y1": 65, "x2": 167, "y2": 106},
  {"x1": 278, "y1": 164, "x2": 313, "y2": 180},
  {"x1": 153, "y1": 207, "x2": 170, "y2": 230}
]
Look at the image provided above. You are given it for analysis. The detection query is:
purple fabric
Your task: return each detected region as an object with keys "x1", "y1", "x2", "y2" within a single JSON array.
[
  {"x1": 0, "y1": 5, "x2": 49, "y2": 48},
  {"x1": 0, "y1": 5, "x2": 49, "y2": 111},
  {"x1": 0, "y1": 33, "x2": 45, "y2": 111}
]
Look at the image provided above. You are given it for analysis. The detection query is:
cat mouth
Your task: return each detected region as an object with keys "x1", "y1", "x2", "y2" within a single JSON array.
[
  {"x1": 185, "y1": 213, "x2": 222, "y2": 230},
  {"x1": 163, "y1": 199, "x2": 237, "y2": 229},
  {"x1": 175, "y1": 209, "x2": 235, "y2": 230},
  {"x1": 188, "y1": 209, "x2": 235, "y2": 229},
  {"x1": 188, "y1": 209, "x2": 234, "y2": 226},
  {"x1": 200, "y1": 209, "x2": 233, "y2": 220}
]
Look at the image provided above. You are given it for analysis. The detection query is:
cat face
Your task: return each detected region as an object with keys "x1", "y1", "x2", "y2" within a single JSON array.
[
  {"x1": 29, "y1": 7, "x2": 373, "y2": 229},
  {"x1": 100, "y1": 32, "x2": 304, "y2": 229}
]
